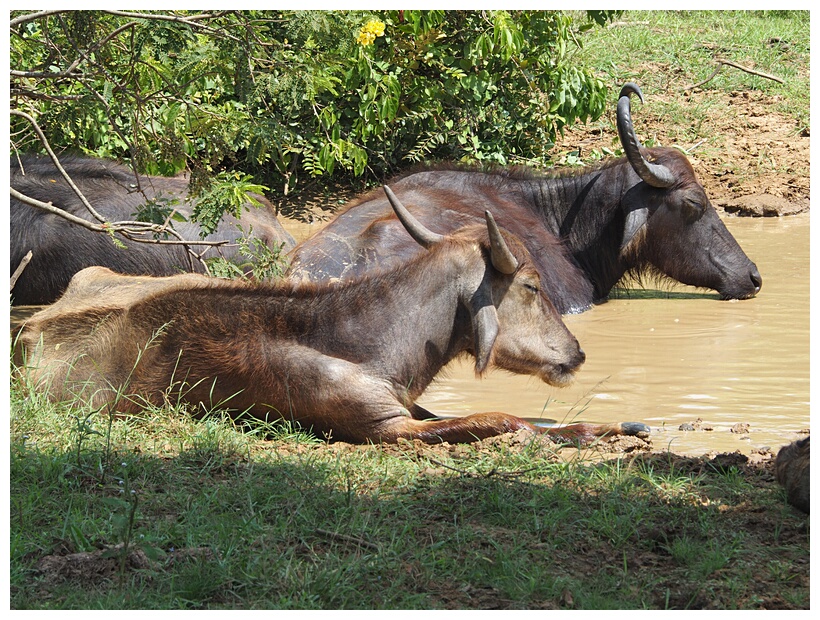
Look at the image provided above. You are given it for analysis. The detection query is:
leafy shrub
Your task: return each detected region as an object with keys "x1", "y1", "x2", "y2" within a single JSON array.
[{"x1": 10, "y1": 10, "x2": 614, "y2": 226}]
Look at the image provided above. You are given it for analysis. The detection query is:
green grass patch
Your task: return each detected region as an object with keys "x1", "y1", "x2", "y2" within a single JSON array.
[
  {"x1": 10, "y1": 373, "x2": 809, "y2": 609},
  {"x1": 572, "y1": 10, "x2": 809, "y2": 126}
]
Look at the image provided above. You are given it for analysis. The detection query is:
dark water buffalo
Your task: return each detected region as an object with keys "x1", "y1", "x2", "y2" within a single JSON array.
[
  {"x1": 288, "y1": 83, "x2": 761, "y2": 314},
  {"x1": 15, "y1": 185, "x2": 649, "y2": 445},
  {"x1": 10, "y1": 154, "x2": 296, "y2": 306},
  {"x1": 775, "y1": 436, "x2": 810, "y2": 514}
]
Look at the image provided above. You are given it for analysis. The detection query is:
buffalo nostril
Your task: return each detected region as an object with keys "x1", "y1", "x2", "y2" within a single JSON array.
[
  {"x1": 564, "y1": 348, "x2": 586, "y2": 373},
  {"x1": 750, "y1": 269, "x2": 762, "y2": 293}
]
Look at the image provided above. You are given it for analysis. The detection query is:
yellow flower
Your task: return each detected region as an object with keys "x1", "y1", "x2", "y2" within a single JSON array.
[
  {"x1": 365, "y1": 19, "x2": 385, "y2": 37},
  {"x1": 356, "y1": 31, "x2": 376, "y2": 46},
  {"x1": 356, "y1": 19, "x2": 385, "y2": 46}
]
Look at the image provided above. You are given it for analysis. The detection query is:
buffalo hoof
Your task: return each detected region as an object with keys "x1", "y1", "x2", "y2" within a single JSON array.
[
  {"x1": 544, "y1": 420, "x2": 650, "y2": 445},
  {"x1": 619, "y1": 422, "x2": 651, "y2": 436}
]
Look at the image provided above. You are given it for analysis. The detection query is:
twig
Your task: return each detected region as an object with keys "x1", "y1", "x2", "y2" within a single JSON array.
[
  {"x1": 314, "y1": 528, "x2": 379, "y2": 551},
  {"x1": 685, "y1": 58, "x2": 784, "y2": 91},
  {"x1": 10, "y1": 250, "x2": 33, "y2": 291},
  {"x1": 10, "y1": 188, "x2": 229, "y2": 248},
  {"x1": 428, "y1": 458, "x2": 474, "y2": 476},
  {"x1": 685, "y1": 139, "x2": 708, "y2": 154},
  {"x1": 9, "y1": 10, "x2": 66, "y2": 28},
  {"x1": 10, "y1": 110, "x2": 230, "y2": 272},
  {"x1": 607, "y1": 21, "x2": 649, "y2": 28},
  {"x1": 427, "y1": 458, "x2": 538, "y2": 479},
  {"x1": 11, "y1": 109, "x2": 107, "y2": 224}
]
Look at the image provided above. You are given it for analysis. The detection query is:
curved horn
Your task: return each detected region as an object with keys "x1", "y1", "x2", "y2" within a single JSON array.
[
  {"x1": 617, "y1": 83, "x2": 676, "y2": 188},
  {"x1": 485, "y1": 210, "x2": 518, "y2": 275},
  {"x1": 384, "y1": 185, "x2": 444, "y2": 249}
]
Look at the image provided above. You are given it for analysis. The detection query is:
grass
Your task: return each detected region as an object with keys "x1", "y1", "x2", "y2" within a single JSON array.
[
  {"x1": 570, "y1": 10, "x2": 810, "y2": 130},
  {"x1": 8, "y1": 10, "x2": 811, "y2": 610},
  {"x1": 9, "y1": 374, "x2": 809, "y2": 610}
]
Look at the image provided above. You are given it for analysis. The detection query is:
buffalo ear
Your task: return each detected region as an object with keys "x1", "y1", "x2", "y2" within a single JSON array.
[
  {"x1": 620, "y1": 206, "x2": 648, "y2": 254},
  {"x1": 469, "y1": 284, "x2": 499, "y2": 375}
]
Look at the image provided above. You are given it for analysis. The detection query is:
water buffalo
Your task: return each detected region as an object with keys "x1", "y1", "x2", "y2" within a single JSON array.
[
  {"x1": 14, "y1": 185, "x2": 649, "y2": 445},
  {"x1": 287, "y1": 83, "x2": 761, "y2": 314},
  {"x1": 10, "y1": 154, "x2": 296, "y2": 306},
  {"x1": 775, "y1": 436, "x2": 810, "y2": 514}
]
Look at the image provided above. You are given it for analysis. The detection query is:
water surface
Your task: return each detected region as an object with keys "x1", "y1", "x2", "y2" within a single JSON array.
[{"x1": 409, "y1": 213, "x2": 810, "y2": 455}]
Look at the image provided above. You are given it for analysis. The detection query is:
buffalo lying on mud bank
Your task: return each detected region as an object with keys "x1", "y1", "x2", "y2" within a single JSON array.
[
  {"x1": 10, "y1": 154, "x2": 296, "y2": 306},
  {"x1": 288, "y1": 84, "x2": 761, "y2": 314},
  {"x1": 14, "y1": 186, "x2": 648, "y2": 445}
]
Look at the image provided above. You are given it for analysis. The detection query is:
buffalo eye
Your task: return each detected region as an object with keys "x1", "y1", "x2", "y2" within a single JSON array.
[{"x1": 523, "y1": 282, "x2": 540, "y2": 295}]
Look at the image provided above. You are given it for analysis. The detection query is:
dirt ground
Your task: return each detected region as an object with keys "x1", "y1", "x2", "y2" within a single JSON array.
[{"x1": 555, "y1": 87, "x2": 810, "y2": 218}]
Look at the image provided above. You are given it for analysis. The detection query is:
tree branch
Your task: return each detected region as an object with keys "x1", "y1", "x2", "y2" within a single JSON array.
[
  {"x1": 10, "y1": 187, "x2": 232, "y2": 250},
  {"x1": 10, "y1": 10, "x2": 67, "y2": 28},
  {"x1": 684, "y1": 58, "x2": 785, "y2": 91},
  {"x1": 11, "y1": 109, "x2": 108, "y2": 224},
  {"x1": 10, "y1": 251, "x2": 33, "y2": 292}
]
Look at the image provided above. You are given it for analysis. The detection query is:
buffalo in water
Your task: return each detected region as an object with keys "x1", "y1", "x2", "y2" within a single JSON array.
[
  {"x1": 10, "y1": 154, "x2": 296, "y2": 306},
  {"x1": 288, "y1": 83, "x2": 761, "y2": 314}
]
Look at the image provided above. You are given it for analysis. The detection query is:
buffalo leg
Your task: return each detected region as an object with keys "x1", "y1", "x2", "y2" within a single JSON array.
[
  {"x1": 373, "y1": 412, "x2": 539, "y2": 444},
  {"x1": 371, "y1": 412, "x2": 649, "y2": 445}
]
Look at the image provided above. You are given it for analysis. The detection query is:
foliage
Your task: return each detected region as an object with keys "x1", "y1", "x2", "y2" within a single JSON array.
[
  {"x1": 205, "y1": 227, "x2": 289, "y2": 282},
  {"x1": 189, "y1": 171, "x2": 268, "y2": 237},
  {"x1": 10, "y1": 10, "x2": 613, "y2": 224}
]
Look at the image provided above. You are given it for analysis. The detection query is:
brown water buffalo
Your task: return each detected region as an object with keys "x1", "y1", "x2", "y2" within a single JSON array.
[
  {"x1": 288, "y1": 83, "x2": 761, "y2": 314},
  {"x1": 14, "y1": 185, "x2": 649, "y2": 445},
  {"x1": 10, "y1": 154, "x2": 296, "y2": 306},
  {"x1": 775, "y1": 436, "x2": 810, "y2": 514}
]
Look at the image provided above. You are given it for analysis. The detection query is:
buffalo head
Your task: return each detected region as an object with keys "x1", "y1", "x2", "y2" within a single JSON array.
[
  {"x1": 384, "y1": 185, "x2": 585, "y2": 386},
  {"x1": 617, "y1": 83, "x2": 762, "y2": 300}
]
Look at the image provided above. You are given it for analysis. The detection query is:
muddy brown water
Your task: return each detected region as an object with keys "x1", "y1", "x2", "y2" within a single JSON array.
[
  {"x1": 284, "y1": 212, "x2": 810, "y2": 456},
  {"x1": 12, "y1": 212, "x2": 808, "y2": 456}
]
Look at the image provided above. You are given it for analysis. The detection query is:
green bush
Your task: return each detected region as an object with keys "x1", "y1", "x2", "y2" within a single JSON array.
[{"x1": 10, "y1": 10, "x2": 614, "y2": 224}]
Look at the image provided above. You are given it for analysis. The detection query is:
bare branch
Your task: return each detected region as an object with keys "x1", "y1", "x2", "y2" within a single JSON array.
[
  {"x1": 8, "y1": 110, "x2": 236, "y2": 275},
  {"x1": 684, "y1": 58, "x2": 785, "y2": 91},
  {"x1": 10, "y1": 251, "x2": 33, "y2": 291},
  {"x1": 98, "y1": 10, "x2": 243, "y2": 42},
  {"x1": 10, "y1": 69, "x2": 83, "y2": 79},
  {"x1": 11, "y1": 109, "x2": 109, "y2": 224},
  {"x1": 11, "y1": 187, "x2": 111, "y2": 232},
  {"x1": 10, "y1": 10, "x2": 68, "y2": 28},
  {"x1": 715, "y1": 58, "x2": 785, "y2": 83},
  {"x1": 10, "y1": 188, "x2": 232, "y2": 250}
]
